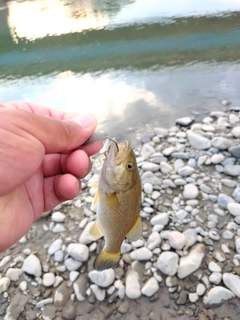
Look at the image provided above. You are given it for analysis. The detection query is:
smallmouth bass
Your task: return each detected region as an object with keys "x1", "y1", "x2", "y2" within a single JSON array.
[{"x1": 88, "y1": 138, "x2": 142, "y2": 271}]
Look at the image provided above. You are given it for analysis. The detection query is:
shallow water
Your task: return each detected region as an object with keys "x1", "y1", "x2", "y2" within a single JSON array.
[{"x1": 0, "y1": 0, "x2": 240, "y2": 142}]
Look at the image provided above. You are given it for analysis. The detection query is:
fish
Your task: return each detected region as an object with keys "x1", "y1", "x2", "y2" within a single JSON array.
[{"x1": 88, "y1": 137, "x2": 142, "y2": 271}]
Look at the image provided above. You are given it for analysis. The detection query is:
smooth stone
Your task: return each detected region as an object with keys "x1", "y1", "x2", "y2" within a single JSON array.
[
  {"x1": 154, "y1": 127, "x2": 168, "y2": 137},
  {"x1": 164, "y1": 231, "x2": 186, "y2": 250},
  {"x1": 229, "y1": 145, "x2": 240, "y2": 158},
  {"x1": 43, "y1": 273, "x2": 55, "y2": 287},
  {"x1": 54, "y1": 250, "x2": 64, "y2": 262},
  {"x1": 157, "y1": 252, "x2": 179, "y2": 276},
  {"x1": 187, "y1": 131, "x2": 211, "y2": 150},
  {"x1": 6, "y1": 268, "x2": 23, "y2": 281},
  {"x1": 67, "y1": 243, "x2": 89, "y2": 262},
  {"x1": 0, "y1": 277, "x2": 10, "y2": 294},
  {"x1": 229, "y1": 114, "x2": 239, "y2": 124},
  {"x1": 203, "y1": 286, "x2": 235, "y2": 307},
  {"x1": 69, "y1": 271, "x2": 79, "y2": 282},
  {"x1": 222, "y1": 230, "x2": 234, "y2": 239},
  {"x1": 150, "y1": 213, "x2": 169, "y2": 226},
  {"x1": 211, "y1": 154, "x2": 225, "y2": 164},
  {"x1": 211, "y1": 137, "x2": 232, "y2": 150},
  {"x1": 196, "y1": 283, "x2": 206, "y2": 296},
  {"x1": 176, "y1": 209, "x2": 188, "y2": 220},
  {"x1": 79, "y1": 221, "x2": 95, "y2": 244},
  {"x1": 64, "y1": 258, "x2": 82, "y2": 271},
  {"x1": 48, "y1": 239, "x2": 63, "y2": 255},
  {"x1": 88, "y1": 269, "x2": 115, "y2": 288},
  {"x1": 141, "y1": 143, "x2": 156, "y2": 159},
  {"x1": 209, "y1": 272, "x2": 222, "y2": 284},
  {"x1": 54, "y1": 282, "x2": 71, "y2": 307},
  {"x1": 0, "y1": 255, "x2": 11, "y2": 267},
  {"x1": 52, "y1": 224, "x2": 66, "y2": 233},
  {"x1": 177, "y1": 243, "x2": 205, "y2": 279},
  {"x1": 73, "y1": 275, "x2": 88, "y2": 302},
  {"x1": 235, "y1": 238, "x2": 240, "y2": 254},
  {"x1": 233, "y1": 186, "x2": 240, "y2": 202},
  {"x1": 178, "y1": 166, "x2": 195, "y2": 176},
  {"x1": 143, "y1": 183, "x2": 153, "y2": 194},
  {"x1": 147, "y1": 232, "x2": 161, "y2": 250},
  {"x1": 19, "y1": 281, "x2": 27, "y2": 292},
  {"x1": 141, "y1": 277, "x2": 159, "y2": 297},
  {"x1": 36, "y1": 298, "x2": 53, "y2": 309},
  {"x1": 183, "y1": 229, "x2": 198, "y2": 248},
  {"x1": 183, "y1": 183, "x2": 199, "y2": 199},
  {"x1": 130, "y1": 247, "x2": 153, "y2": 260},
  {"x1": 221, "y1": 179, "x2": 237, "y2": 188},
  {"x1": 90, "y1": 284, "x2": 105, "y2": 301},
  {"x1": 142, "y1": 162, "x2": 160, "y2": 172},
  {"x1": 218, "y1": 193, "x2": 235, "y2": 209},
  {"x1": 208, "y1": 261, "x2": 221, "y2": 272},
  {"x1": 51, "y1": 211, "x2": 66, "y2": 222},
  {"x1": 125, "y1": 269, "x2": 141, "y2": 299},
  {"x1": 160, "y1": 162, "x2": 173, "y2": 174},
  {"x1": 141, "y1": 171, "x2": 162, "y2": 185},
  {"x1": 22, "y1": 254, "x2": 42, "y2": 277},
  {"x1": 189, "y1": 292, "x2": 199, "y2": 303},
  {"x1": 232, "y1": 126, "x2": 240, "y2": 138},
  {"x1": 162, "y1": 146, "x2": 175, "y2": 156},
  {"x1": 223, "y1": 273, "x2": 240, "y2": 298},
  {"x1": 224, "y1": 165, "x2": 240, "y2": 176},
  {"x1": 176, "y1": 116, "x2": 194, "y2": 126}
]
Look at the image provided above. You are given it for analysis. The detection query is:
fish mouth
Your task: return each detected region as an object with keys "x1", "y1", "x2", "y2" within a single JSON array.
[{"x1": 105, "y1": 139, "x2": 130, "y2": 164}]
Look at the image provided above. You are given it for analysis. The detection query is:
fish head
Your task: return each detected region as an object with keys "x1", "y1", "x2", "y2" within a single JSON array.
[{"x1": 100, "y1": 139, "x2": 140, "y2": 193}]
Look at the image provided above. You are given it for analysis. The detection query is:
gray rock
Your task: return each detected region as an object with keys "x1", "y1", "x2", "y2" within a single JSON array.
[
  {"x1": 211, "y1": 153, "x2": 225, "y2": 164},
  {"x1": 177, "y1": 243, "x2": 205, "y2": 279},
  {"x1": 235, "y1": 238, "x2": 240, "y2": 254},
  {"x1": 73, "y1": 273, "x2": 88, "y2": 301},
  {"x1": 4, "y1": 293, "x2": 30, "y2": 320},
  {"x1": 178, "y1": 166, "x2": 195, "y2": 176},
  {"x1": 52, "y1": 223, "x2": 66, "y2": 233},
  {"x1": 223, "y1": 273, "x2": 240, "y2": 298},
  {"x1": 160, "y1": 162, "x2": 173, "y2": 174},
  {"x1": 187, "y1": 131, "x2": 211, "y2": 150},
  {"x1": 79, "y1": 221, "x2": 95, "y2": 244},
  {"x1": 36, "y1": 298, "x2": 53, "y2": 308},
  {"x1": 0, "y1": 255, "x2": 11, "y2": 267},
  {"x1": 209, "y1": 272, "x2": 222, "y2": 284},
  {"x1": 183, "y1": 229, "x2": 198, "y2": 248},
  {"x1": 88, "y1": 269, "x2": 115, "y2": 288},
  {"x1": 208, "y1": 261, "x2": 221, "y2": 272},
  {"x1": 232, "y1": 126, "x2": 240, "y2": 138},
  {"x1": 64, "y1": 258, "x2": 82, "y2": 271},
  {"x1": 157, "y1": 252, "x2": 179, "y2": 276},
  {"x1": 196, "y1": 283, "x2": 206, "y2": 296},
  {"x1": 143, "y1": 183, "x2": 153, "y2": 194},
  {"x1": 141, "y1": 143, "x2": 156, "y2": 159},
  {"x1": 229, "y1": 145, "x2": 240, "y2": 158},
  {"x1": 142, "y1": 162, "x2": 160, "y2": 172},
  {"x1": 54, "y1": 282, "x2": 71, "y2": 307},
  {"x1": 22, "y1": 254, "x2": 42, "y2": 277},
  {"x1": 211, "y1": 137, "x2": 232, "y2": 150},
  {"x1": 224, "y1": 165, "x2": 240, "y2": 176},
  {"x1": 221, "y1": 179, "x2": 237, "y2": 188},
  {"x1": 163, "y1": 231, "x2": 186, "y2": 250},
  {"x1": 203, "y1": 286, "x2": 235, "y2": 308},
  {"x1": 218, "y1": 193, "x2": 235, "y2": 209}
]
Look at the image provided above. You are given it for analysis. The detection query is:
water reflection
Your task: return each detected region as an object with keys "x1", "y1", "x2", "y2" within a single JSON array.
[{"x1": 1, "y1": 0, "x2": 240, "y2": 142}]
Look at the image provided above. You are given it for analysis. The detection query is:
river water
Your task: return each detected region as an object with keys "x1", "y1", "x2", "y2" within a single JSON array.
[{"x1": 1, "y1": 0, "x2": 240, "y2": 142}]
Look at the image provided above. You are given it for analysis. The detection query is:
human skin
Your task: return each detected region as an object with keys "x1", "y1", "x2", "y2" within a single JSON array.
[{"x1": 0, "y1": 101, "x2": 102, "y2": 251}]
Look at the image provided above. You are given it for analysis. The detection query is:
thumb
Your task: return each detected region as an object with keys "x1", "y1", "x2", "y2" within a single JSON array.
[{"x1": 3, "y1": 109, "x2": 98, "y2": 153}]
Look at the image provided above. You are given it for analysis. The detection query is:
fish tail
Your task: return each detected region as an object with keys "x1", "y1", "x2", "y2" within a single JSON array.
[{"x1": 93, "y1": 249, "x2": 120, "y2": 271}]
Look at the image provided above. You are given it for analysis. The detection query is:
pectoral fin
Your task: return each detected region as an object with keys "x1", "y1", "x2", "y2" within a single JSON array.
[
  {"x1": 88, "y1": 220, "x2": 103, "y2": 240},
  {"x1": 126, "y1": 216, "x2": 142, "y2": 242}
]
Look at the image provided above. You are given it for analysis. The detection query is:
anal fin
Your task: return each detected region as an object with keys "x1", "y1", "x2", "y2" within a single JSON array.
[
  {"x1": 88, "y1": 220, "x2": 103, "y2": 241},
  {"x1": 126, "y1": 216, "x2": 142, "y2": 242}
]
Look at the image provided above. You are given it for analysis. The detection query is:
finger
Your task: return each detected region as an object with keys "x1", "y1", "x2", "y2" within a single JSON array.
[
  {"x1": 43, "y1": 150, "x2": 91, "y2": 178},
  {"x1": 0, "y1": 107, "x2": 98, "y2": 154},
  {"x1": 43, "y1": 174, "x2": 81, "y2": 212},
  {"x1": 80, "y1": 141, "x2": 103, "y2": 156}
]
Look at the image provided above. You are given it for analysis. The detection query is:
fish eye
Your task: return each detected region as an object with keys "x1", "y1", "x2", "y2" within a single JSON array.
[{"x1": 127, "y1": 162, "x2": 135, "y2": 171}]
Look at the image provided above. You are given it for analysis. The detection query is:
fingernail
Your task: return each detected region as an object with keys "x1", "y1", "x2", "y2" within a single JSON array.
[{"x1": 73, "y1": 113, "x2": 95, "y2": 128}]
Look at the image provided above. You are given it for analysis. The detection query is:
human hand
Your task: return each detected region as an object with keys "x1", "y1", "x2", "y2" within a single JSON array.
[{"x1": 0, "y1": 101, "x2": 102, "y2": 251}]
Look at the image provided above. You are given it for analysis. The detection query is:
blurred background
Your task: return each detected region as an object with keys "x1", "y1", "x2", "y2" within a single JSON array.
[{"x1": 0, "y1": 0, "x2": 240, "y2": 142}]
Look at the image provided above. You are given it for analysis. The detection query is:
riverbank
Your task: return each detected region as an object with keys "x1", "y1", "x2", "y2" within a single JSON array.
[{"x1": 1, "y1": 106, "x2": 240, "y2": 320}]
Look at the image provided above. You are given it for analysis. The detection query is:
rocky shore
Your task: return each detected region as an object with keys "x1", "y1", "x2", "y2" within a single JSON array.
[{"x1": 1, "y1": 106, "x2": 240, "y2": 320}]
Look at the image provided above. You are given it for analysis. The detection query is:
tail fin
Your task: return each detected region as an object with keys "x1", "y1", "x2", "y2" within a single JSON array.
[{"x1": 93, "y1": 249, "x2": 120, "y2": 271}]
